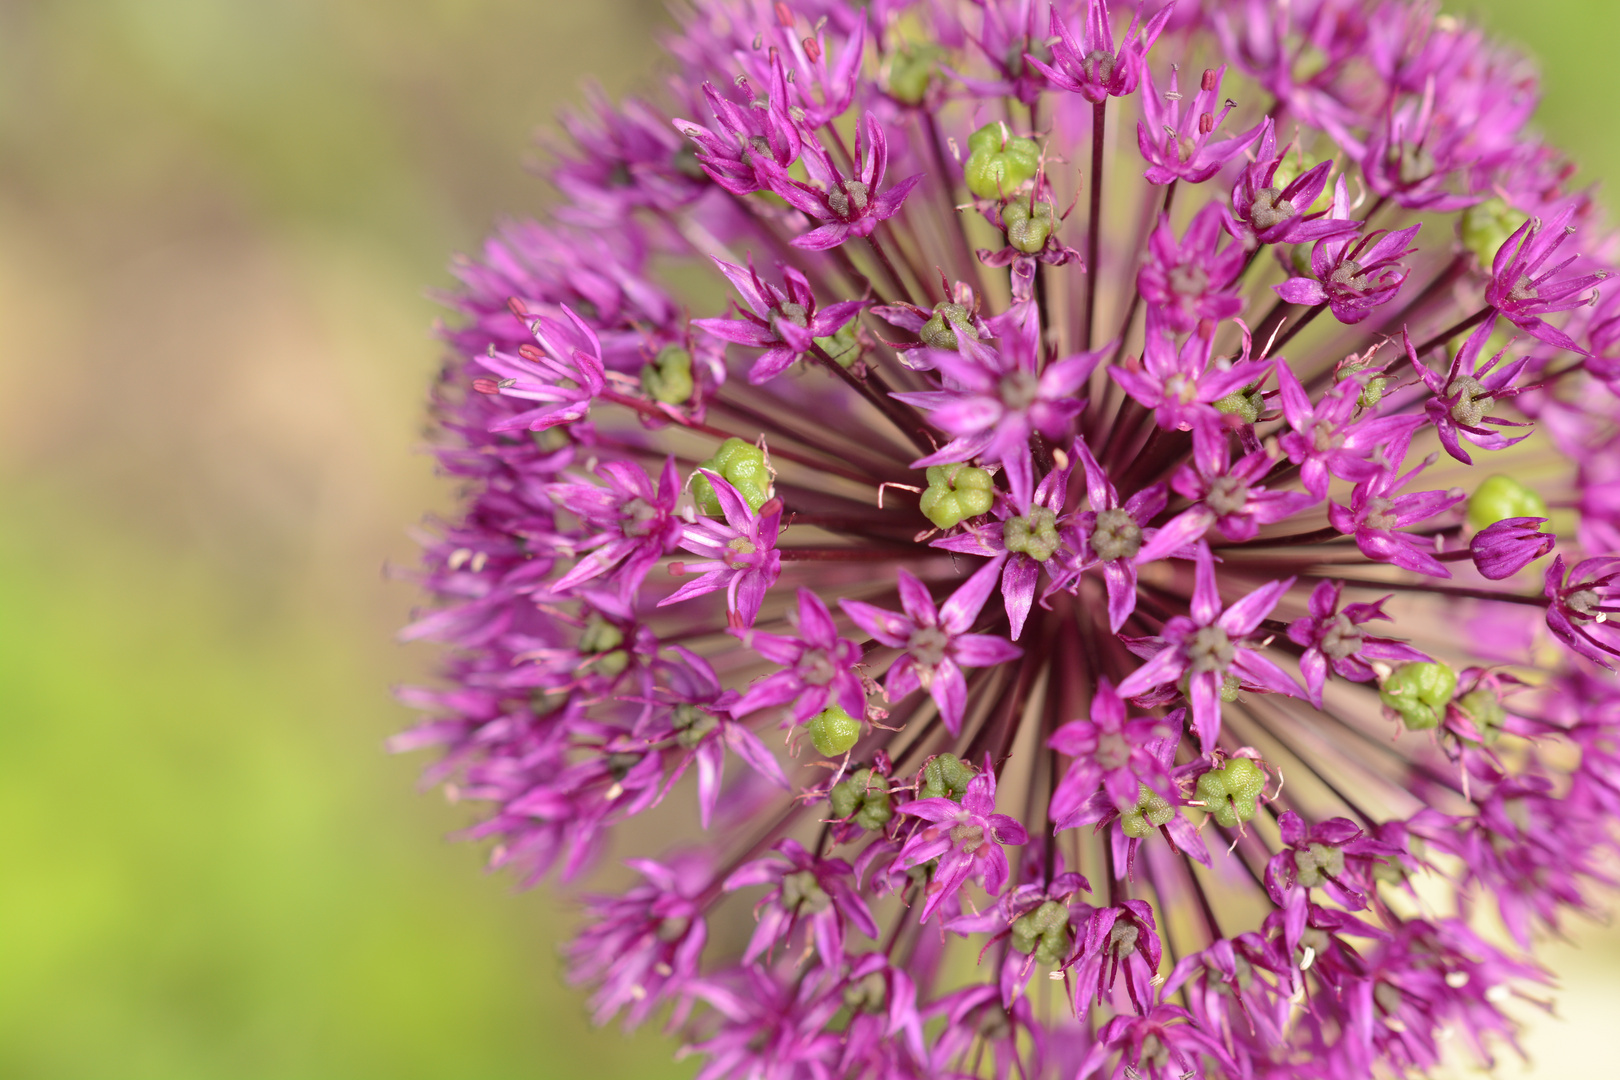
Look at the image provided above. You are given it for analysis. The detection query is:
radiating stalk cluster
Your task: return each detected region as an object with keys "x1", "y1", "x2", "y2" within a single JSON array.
[{"x1": 397, "y1": 0, "x2": 1620, "y2": 1076}]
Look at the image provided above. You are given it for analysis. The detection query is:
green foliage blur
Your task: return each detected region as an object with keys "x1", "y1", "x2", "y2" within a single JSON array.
[{"x1": 0, "y1": 0, "x2": 1617, "y2": 1077}]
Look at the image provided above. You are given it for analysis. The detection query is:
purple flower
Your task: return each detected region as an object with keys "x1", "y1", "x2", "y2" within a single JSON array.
[
  {"x1": 691, "y1": 257, "x2": 867, "y2": 384},
  {"x1": 731, "y1": 586, "x2": 865, "y2": 724},
  {"x1": 1116, "y1": 544, "x2": 1303, "y2": 752},
  {"x1": 672, "y1": 55, "x2": 802, "y2": 196},
  {"x1": 1544, "y1": 554, "x2": 1620, "y2": 667},
  {"x1": 1026, "y1": 0, "x2": 1174, "y2": 103},
  {"x1": 896, "y1": 761, "x2": 1029, "y2": 922},
  {"x1": 473, "y1": 302, "x2": 606, "y2": 431},
  {"x1": 1470, "y1": 517, "x2": 1554, "y2": 580},
  {"x1": 566, "y1": 854, "x2": 708, "y2": 1028},
  {"x1": 550, "y1": 456, "x2": 684, "y2": 599},
  {"x1": 1229, "y1": 117, "x2": 1361, "y2": 249},
  {"x1": 1328, "y1": 435, "x2": 1466, "y2": 577},
  {"x1": 658, "y1": 473, "x2": 782, "y2": 628},
  {"x1": 1050, "y1": 436, "x2": 1168, "y2": 632},
  {"x1": 896, "y1": 334, "x2": 1106, "y2": 511},
  {"x1": 649, "y1": 645, "x2": 788, "y2": 828},
  {"x1": 1048, "y1": 680, "x2": 1178, "y2": 821},
  {"x1": 1287, "y1": 580, "x2": 1429, "y2": 706},
  {"x1": 1264, "y1": 811, "x2": 1401, "y2": 912},
  {"x1": 1274, "y1": 176, "x2": 1420, "y2": 324},
  {"x1": 1109, "y1": 310, "x2": 1272, "y2": 458},
  {"x1": 1410, "y1": 322, "x2": 1535, "y2": 464},
  {"x1": 723, "y1": 837, "x2": 879, "y2": 969},
  {"x1": 1137, "y1": 64, "x2": 1264, "y2": 185},
  {"x1": 1276, "y1": 356, "x2": 1421, "y2": 498},
  {"x1": 840, "y1": 561, "x2": 1022, "y2": 736},
  {"x1": 1136, "y1": 202, "x2": 1247, "y2": 333},
  {"x1": 402, "y1": 2, "x2": 1619, "y2": 1074},
  {"x1": 1484, "y1": 204, "x2": 1611, "y2": 352},
  {"x1": 755, "y1": 113, "x2": 923, "y2": 251},
  {"x1": 1135, "y1": 443, "x2": 1316, "y2": 562}
]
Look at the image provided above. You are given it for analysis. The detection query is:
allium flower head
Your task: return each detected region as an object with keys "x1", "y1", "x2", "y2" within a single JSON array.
[{"x1": 399, "y1": 1, "x2": 1620, "y2": 1075}]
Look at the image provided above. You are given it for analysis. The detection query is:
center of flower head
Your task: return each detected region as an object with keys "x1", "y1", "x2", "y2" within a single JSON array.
[
  {"x1": 1311, "y1": 418, "x2": 1344, "y2": 453},
  {"x1": 1447, "y1": 375, "x2": 1490, "y2": 427},
  {"x1": 1250, "y1": 186, "x2": 1296, "y2": 230},
  {"x1": 1320, "y1": 612, "x2": 1364, "y2": 659},
  {"x1": 771, "y1": 302, "x2": 808, "y2": 334},
  {"x1": 1187, "y1": 625, "x2": 1235, "y2": 673},
  {"x1": 1163, "y1": 372, "x2": 1198, "y2": 404},
  {"x1": 1107, "y1": 919, "x2": 1139, "y2": 955},
  {"x1": 1363, "y1": 495, "x2": 1398, "y2": 530},
  {"x1": 799, "y1": 647, "x2": 837, "y2": 685},
  {"x1": 1168, "y1": 262, "x2": 1211, "y2": 298},
  {"x1": 781, "y1": 869, "x2": 831, "y2": 914},
  {"x1": 1205, "y1": 475, "x2": 1250, "y2": 516},
  {"x1": 909, "y1": 625, "x2": 950, "y2": 668},
  {"x1": 999, "y1": 370, "x2": 1041, "y2": 411},
  {"x1": 1082, "y1": 48, "x2": 1116, "y2": 84},
  {"x1": 1509, "y1": 274, "x2": 1540, "y2": 303},
  {"x1": 950, "y1": 821, "x2": 986, "y2": 852},
  {"x1": 623, "y1": 496, "x2": 660, "y2": 536},
  {"x1": 1293, "y1": 840, "x2": 1347, "y2": 887},
  {"x1": 1568, "y1": 588, "x2": 1602, "y2": 617},
  {"x1": 1091, "y1": 507, "x2": 1142, "y2": 561},
  {"x1": 728, "y1": 537, "x2": 757, "y2": 555},
  {"x1": 1094, "y1": 730, "x2": 1131, "y2": 769},
  {"x1": 1329, "y1": 259, "x2": 1372, "y2": 291},
  {"x1": 827, "y1": 179, "x2": 870, "y2": 220}
]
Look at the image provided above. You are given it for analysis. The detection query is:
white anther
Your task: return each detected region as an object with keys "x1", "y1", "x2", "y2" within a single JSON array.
[
  {"x1": 1445, "y1": 971, "x2": 1469, "y2": 988},
  {"x1": 1300, "y1": 946, "x2": 1317, "y2": 972}
]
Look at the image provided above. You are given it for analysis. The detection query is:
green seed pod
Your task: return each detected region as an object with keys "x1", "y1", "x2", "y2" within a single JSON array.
[
  {"x1": 1269, "y1": 153, "x2": 1332, "y2": 214},
  {"x1": 1293, "y1": 841, "x2": 1347, "y2": 887},
  {"x1": 919, "y1": 463, "x2": 996, "y2": 529},
  {"x1": 1379, "y1": 661, "x2": 1458, "y2": 731},
  {"x1": 1287, "y1": 242, "x2": 1314, "y2": 278},
  {"x1": 807, "y1": 704, "x2": 863, "y2": 757},
  {"x1": 964, "y1": 123, "x2": 1041, "y2": 200},
  {"x1": 692, "y1": 436, "x2": 770, "y2": 515},
  {"x1": 1119, "y1": 784, "x2": 1176, "y2": 838},
  {"x1": 829, "y1": 768, "x2": 893, "y2": 831},
  {"x1": 1195, "y1": 757, "x2": 1267, "y2": 828},
  {"x1": 1002, "y1": 200, "x2": 1056, "y2": 254},
  {"x1": 1457, "y1": 687, "x2": 1507, "y2": 744},
  {"x1": 1009, "y1": 899, "x2": 1072, "y2": 965},
  {"x1": 1213, "y1": 385, "x2": 1266, "y2": 424},
  {"x1": 640, "y1": 344, "x2": 695, "y2": 404},
  {"x1": 920, "y1": 752, "x2": 975, "y2": 801},
  {"x1": 1004, "y1": 507, "x2": 1061, "y2": 562},
  {"x1": 919, "y1": 301, "x2": 979, "y2": 351},
  {"x1": 813, "y1": 320, "x2": 861, "y2": 368},
  {"x1": 1459, "y1": 197, "x2": 1528, "y2": 268},
  {"x1": 884, "y1": 43, "x2": 942, "y2": 105},
  {"x1": 1466, "y1": 474, "x2": 1548, "y2": 532}
]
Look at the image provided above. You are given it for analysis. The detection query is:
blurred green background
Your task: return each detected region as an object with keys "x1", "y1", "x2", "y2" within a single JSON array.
[{"x1": 0, "y1": 1, "x2": 1617, "y2": 1077}]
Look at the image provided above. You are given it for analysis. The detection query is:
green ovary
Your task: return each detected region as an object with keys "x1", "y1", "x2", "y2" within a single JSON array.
[
  {"x1": 1195, "y1": 758, "x2": 1266, "y2": 828},
  {"x1": 964, "y1": 123, "x2": 1041, "y2": 200},
  {"x1": 1466, "y1": 474, "x2": 1547, "y2": 532},
  {"x1": 919, "y1": 463, "x2": 995, "y2": 529},
  {"x1": 1379, "y1": 661, "x2": 1457, "y2": 731}
]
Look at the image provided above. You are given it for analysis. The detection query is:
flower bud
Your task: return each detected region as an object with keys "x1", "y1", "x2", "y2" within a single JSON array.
[
  {"x1": 693, "y1": 437, "x2": 770, "y2": 514},
  {"x1": 1379, "y1": 661, "x2": 1457, "y2": 731},
  {"x1": 1195, "y1": 758, "x2": 1265, "y2": 828},
  {"x1": 807, "y1": 704, "x2": 863, "y2": 757},
  {"x1": 1466, "y1": 474, "x2": 1548, "y2": 532},
  {"x1": 964, "y1": 123, "x2": 1041, "y2": 200},
  {"x1": 919, "y1": 463, "x2": 995, "y2": 529}
]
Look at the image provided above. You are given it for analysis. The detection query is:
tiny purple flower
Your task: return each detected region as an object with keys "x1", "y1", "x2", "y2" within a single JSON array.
[
  {"x1": 658, "y1": 474, "x2": 782, "y2": 628},
  {"x1": 897, "y1": 761, "x2": 1029, "y2": 923}
]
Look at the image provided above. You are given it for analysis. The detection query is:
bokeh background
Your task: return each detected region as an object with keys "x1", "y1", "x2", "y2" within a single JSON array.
[{"x1": 1, "y1": 1, "x2": 1617, "y2": 1077}]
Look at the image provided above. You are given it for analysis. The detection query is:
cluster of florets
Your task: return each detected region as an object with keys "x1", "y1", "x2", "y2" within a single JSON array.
[{"x1": 397, "y1": 0, "x2": 1620, "y2": 1076}]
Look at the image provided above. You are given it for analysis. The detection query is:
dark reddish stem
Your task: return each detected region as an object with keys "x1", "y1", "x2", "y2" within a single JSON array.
[{"x1": 1082, "y1": 100, "x2": 1107, "y2": 349}]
